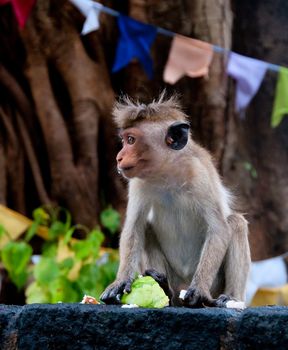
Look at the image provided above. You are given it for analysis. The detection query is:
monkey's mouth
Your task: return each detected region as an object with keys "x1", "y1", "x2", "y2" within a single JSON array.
[
  {"x1": 122, "y1": 166, "x2": 134, "y2": 171},
  {"x1": 118, "y1": 166, "x2": 135, "y2": 175}
]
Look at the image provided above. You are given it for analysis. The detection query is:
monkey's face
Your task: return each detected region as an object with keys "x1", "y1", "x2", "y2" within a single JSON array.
[
  {"x1": 117, "y1": 126, "x2": 152, "y2": 179},
  {"x1": 116, "y1": 121, "x2": 190, "y2": 180}
]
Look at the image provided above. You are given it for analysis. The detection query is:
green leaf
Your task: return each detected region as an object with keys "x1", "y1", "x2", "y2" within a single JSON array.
[
  {"x1": 48, "y1": 221, "x2": 66, "y2": 239},
  {"x1": 243, "y1": 162, "x2": 258, "y2": 179},
  {"x1": 10, "y1": 270, "x2": 29, "y2": 290},
  {"x1": 32, "y1": 207, "x2": 50, "y2": 224},
  {"x1": 243, "y1": 162, "x2": 252, "y2": 171},
  {"x1": 49, "y1": 277, "x2": 80, "y2": 303},
  {"x1": 1, "y1": 241, "x2": 32, "y2": 289},
  {"x1": 71, "y1": 229, "x2": 104, "y2": 261},
  {"x1": 121, "y1": 276, "x2": 169, "y2": 308},
  {"x1": 0, "y1": 224, "x2": 10, "y2": 240},
  {"x1": 25, "y1": 282, "x2": 51, "y2": 304},
  {"x1": 58, "y1": 257, "x2": 74, "y2": 275},
  {"x1": 98, "y1": 260, "x2": 118, "y2": 287},
  {"x1": 25, "y1": 221, "x2": 39, "y2": 242},
  {"x1": 41, "y1": 241, "x2": 58, "y2": 258},
  {"x1": 87, "y1": 229, "x2": 104, "y2": 257},
  {"x1": 1, "y1": 241, "x2": 32, "y2": 275},
  {"x1": 33, "y1": 257, "x2": 60, "y2": 285},
  {"x1": 63, "y1": 227, "x2": 76, "y2": 245},
  {"x1": 58, "y1": 207, "x2": 72, "y2": 233},
  {"x1": 251, "y1": 168, "x2": 258, "y2": 179},
  {"x1": 76, "y1": 263, "x2": 104, "y2": 299},
  {"x1": 100, "y1": 207, "x2": 121, "y2": 235}
]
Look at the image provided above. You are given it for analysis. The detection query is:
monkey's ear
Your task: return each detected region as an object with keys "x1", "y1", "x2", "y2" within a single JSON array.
[{"x1": 165, "y1": 122, "x2": 190, "y2": 150}]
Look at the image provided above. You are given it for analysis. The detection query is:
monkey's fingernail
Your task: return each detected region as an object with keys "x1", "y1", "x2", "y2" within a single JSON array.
[{"x1": 179, "y1": 289, "x2": 187, "y2": 300}]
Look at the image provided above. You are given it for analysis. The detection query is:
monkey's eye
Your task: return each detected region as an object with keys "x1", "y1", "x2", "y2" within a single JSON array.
[{"x1": 127, "y1": 136, "x2": 136, "y2": 145}]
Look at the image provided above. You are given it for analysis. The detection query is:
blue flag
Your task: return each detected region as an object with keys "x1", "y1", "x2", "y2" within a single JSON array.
[{"x1": 112, "y1": 15, "x2": 157, "y2": 79}]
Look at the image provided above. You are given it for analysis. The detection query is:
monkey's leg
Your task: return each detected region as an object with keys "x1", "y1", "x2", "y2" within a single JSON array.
[
  {"x1": 212, "y1": 214, "x2": 250, "y2": 308},
  {"x1": 142, "y1": 226, "x2": 174, "y2": 302},
  {"x1": 221, "y1": 213, "x2": 251, "y2": 302}
]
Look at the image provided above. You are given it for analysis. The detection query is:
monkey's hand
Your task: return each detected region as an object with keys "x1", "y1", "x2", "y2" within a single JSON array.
[
  {"x1": 100, "y1": 278, "x2": 134, "y2": 305},
  {"x1": 182, "y1": 286, "x2": 212, "y2": 308},
  {"x1": 144, "y1": 269, "x2": 173, "y2": 301}
]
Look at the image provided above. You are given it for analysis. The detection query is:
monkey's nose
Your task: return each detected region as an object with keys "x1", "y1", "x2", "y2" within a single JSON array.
[{"x1": 116, "y1": 155, "x2": 123, "y2": 163}]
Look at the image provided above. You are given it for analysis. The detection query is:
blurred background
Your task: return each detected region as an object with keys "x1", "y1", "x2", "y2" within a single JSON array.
[{"x1": 0, "y1": 0, "x2": 288, "y2": 306}]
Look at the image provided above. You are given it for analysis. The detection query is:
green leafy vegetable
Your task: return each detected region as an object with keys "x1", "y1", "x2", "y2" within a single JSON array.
[{"x1": 121, "y1": 276, "x2": 169, "y2": 308}]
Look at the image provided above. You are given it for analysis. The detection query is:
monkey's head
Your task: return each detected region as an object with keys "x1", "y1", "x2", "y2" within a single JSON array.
[{"x1": 113, "y1": 94, "x2": 191, "y2": 180}]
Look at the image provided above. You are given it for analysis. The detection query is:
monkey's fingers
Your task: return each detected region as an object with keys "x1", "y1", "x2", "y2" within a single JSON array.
[
  {"x1": 183, "y1": 287, "x2": 212, "y2": 308},
  {"x1": 212, "y1": 294, "x2": 246, "y2": 309},
  {"x1": 100, "y1": 279, "x2": 134, "y2": 304},
  {"x1": 144, "y1": 269, "x2": 173, "y2": 300},
  {"x1": 100, "y1": 282, "x2": 126, "y2": 304},
  {"x1": 123, "y1": 279, "x2": 133, "y2": 294}
]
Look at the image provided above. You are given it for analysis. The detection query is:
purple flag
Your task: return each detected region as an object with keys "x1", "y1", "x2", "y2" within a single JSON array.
[{"x1": 227, "y1": 52, "x2": 268, "y2": 113}]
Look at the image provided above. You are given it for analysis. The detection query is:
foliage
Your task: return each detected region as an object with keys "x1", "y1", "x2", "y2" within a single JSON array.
[
  {"x1": 243, "y1": 162, "x2": 258, "y2": 179},
  {"x1": 0, "y1": 205, "x2": 120, "y2": 304},
  {"x1": 100, "y1": 206, "x2": 121, "y2": 235}
]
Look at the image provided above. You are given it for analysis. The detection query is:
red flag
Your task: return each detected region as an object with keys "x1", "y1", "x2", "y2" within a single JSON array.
[{"x1": 0, "y1": 0, "x2": 36, "y2": 28}]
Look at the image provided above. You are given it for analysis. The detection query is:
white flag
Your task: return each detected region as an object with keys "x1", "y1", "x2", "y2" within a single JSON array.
[{"x1": 69, "y1": 0, "x2": 103, "y2": 35}]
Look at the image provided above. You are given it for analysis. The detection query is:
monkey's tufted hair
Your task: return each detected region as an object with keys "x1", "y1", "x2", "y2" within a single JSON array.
[{"x1": 113, "y1": 92, "x2": 188, "y2": 129}]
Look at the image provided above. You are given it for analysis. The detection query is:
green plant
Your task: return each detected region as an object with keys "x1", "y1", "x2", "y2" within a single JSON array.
[
  {"x1": 243, "y1": 162, "x2": 258, "y2": 179},
  {"x1": 0, "y1": 205, "x2": 120, "y2": 304}
]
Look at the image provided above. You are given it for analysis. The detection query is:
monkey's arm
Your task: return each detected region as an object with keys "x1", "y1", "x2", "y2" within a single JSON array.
[
  {"x1": 184, "y1": 210, "x2": 232, "y2": 307},
  {"x1": 100, "y1": 182, "x2": 149, "y2": 304}
]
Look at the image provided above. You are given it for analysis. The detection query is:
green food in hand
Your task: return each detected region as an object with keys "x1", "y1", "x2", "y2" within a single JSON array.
[{"x1": 121, "y1": 276, "x2": 169, "y2": 308}]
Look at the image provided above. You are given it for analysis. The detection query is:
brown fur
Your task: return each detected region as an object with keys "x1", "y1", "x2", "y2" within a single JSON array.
[
  {"x1": 113, "y1": 93, "x2": 188, "y2": 129},
  {"x1": 101, "y1": 95, "x2": 251, "y2": 307}
]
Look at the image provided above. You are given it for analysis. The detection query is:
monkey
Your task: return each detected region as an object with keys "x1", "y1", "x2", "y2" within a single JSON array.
[{"x1": 100, "y1": 94, "x2": 251, "y2": 307}]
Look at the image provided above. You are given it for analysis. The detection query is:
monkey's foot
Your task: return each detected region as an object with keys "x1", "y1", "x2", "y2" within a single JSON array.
[
  {"x1": 179, "y1": 290, "x2": 245, "y2": 309},
  {"x1": 180, "y1": 287, "x2": 212, "y2": 308},
  {"x1": 100, "y1": 278, "x2": 134, "y2": 305},
  {"x1": 214, "y1": 294, "x2": 246, "y2": 309}
]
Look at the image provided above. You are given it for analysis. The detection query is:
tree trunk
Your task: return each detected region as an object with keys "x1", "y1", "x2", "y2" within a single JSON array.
[
  {"x1": 0, "y1": 0, "x2": 287, "y2": 260},
  {"x1": 222, "y1": 0, "x2": 288, "y2": 260}
]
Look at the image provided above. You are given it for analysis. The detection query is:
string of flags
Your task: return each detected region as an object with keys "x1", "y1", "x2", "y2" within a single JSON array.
[
  {"x1": 0, "y1": 0, "x2": 287, "y2": 127},
  {"x1": 69, "y1": 0, "x2": 288, "y2": 127},
  {"x1": 0, "y1": 0, "x2": 35, "y2": 28}
]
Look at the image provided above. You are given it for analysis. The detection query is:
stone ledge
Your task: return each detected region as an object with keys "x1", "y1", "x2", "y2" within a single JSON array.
[{"x1": 0, "y1": 304, "x2": 288, "y2": 349}]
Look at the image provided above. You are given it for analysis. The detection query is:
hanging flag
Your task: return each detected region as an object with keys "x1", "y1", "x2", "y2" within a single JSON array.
[
  {"x1": 246, "y1": 255, "x2": 288, "y2": 305},
  {"x1": 112, "y1": 15, "x2": 157, "y2": 79},
  {"x1": 271, "y1": 67, "x2": 288, "y2": 127},
  {"x1": 69, "y1": 0, "x2": 103, "y2": 35},
  {"x1": 227, "y1": 52, "x2": 268, "y2": 113},
  {"x1": 163, "y1": 35, "x2": 213, "y2": 84},
  {"x1": 0, "y1": 0, "x2": 36, "y2": 28}
]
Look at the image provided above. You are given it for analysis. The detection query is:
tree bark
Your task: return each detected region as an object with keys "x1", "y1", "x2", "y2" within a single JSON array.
[
  {"x1": 222, "y1": 0, "x2": 288, "y2": 260},
  {"x1": 0, "y1": 0, "x2": 287, "y2": 259}
]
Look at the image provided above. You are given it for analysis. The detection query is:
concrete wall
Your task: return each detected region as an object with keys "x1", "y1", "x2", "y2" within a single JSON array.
[{"x1": 1, "y1": 304, "x2": 288, "y2": 349}]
